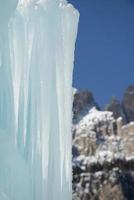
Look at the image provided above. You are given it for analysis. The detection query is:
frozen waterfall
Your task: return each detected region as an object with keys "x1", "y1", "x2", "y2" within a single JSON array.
[{"x1": 0, "y1": 0, "x2": 79, "y2": 199}]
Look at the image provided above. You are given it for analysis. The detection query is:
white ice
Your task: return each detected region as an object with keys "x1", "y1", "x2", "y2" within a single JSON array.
[{"x1": 0, "y1": 0, "x2": 79, "y2": 199}]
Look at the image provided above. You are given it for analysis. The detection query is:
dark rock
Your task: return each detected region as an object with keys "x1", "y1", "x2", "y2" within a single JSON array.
[
  {"x1": 73, "y1": 90, "x2": 99, "y2": 123},
  {"x1": 119, "y1": 172, "x2": 134, "y2": 200},
  {"x1": 105, "y1": 97, "x2": 127, "y2": 124},
  {"x1": 122, "y1": 85, "x2": 134, "y2": 122},
  {"x1": 72, "y1": 145, "x2": 79, "y2": 158}
]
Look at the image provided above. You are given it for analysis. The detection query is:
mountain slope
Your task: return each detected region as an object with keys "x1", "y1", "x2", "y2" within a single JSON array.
[{"x1": 72, "y1": 86, "x2": 134, "y2": 200}]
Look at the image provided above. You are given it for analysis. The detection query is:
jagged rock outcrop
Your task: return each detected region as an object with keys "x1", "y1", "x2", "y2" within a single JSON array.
[
  {"x1": 73, "y1": 89, "x2": 99, "y2": 123},
  {"x1": 73, "y1": 107, "x2": 134, "y2": 169},
  {"x1": 72, "y1": 87, "x2": 134, "y2": 200},
  {"x1": 105, "y1": 97, "x2": 127, "y2": 124},
  {"x1": 105, "y1": 85, "x2": 134, "y2": 124},
  {"x1": 73, "y1": 169, "x2": 128, "y2": 200},
  {"x1": 122, "y1": 85, "x2": 134, "y2": 122}
]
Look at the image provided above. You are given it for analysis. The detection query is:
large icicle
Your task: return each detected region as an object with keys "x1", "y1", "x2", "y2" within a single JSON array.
[{"x1": 0, "y1": 0, "x2": 79, "y2": 199}]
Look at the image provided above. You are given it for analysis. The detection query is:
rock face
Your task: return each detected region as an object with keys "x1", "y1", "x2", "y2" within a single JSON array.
[
  {"x1": 73, "y1": 169, "x2": 131, "y2": 200},
  {"x1": 105, "y1": 97, "x2": 127, "y2": 124},
  {"x1": 122, "y1": 85, "x2": 134, "y2": 122},
  {"x1": 105, "y1": 86, "x2": 134, "y2": 124},
  {"x1": 73, "y1": 89, "x2": 99, "y2": 124},
  {"x1": 72, "y1": 87, "x2": 134, "y2": 200}
]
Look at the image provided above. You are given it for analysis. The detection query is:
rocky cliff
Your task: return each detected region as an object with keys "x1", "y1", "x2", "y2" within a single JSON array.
[{"x1": 72, "y1": 86, "x2": 134, "y2": 200}]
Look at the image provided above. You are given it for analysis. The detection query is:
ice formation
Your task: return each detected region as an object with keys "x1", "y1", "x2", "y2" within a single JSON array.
[{"x1": 0, "y1": 0, "x2": 79, "y2": 199}]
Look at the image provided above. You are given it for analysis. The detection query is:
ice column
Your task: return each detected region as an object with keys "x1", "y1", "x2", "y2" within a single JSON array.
[{"x1": 0, "y1": 0, "x2": 79, "y2": 199}]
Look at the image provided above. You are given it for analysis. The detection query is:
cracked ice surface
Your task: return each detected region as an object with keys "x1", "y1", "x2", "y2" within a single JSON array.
[{"x1": 0, "y1": 0, "x2": 79, "y2": 199}]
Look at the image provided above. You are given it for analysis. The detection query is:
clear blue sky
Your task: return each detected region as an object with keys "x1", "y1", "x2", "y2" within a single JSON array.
[{"x1": 69, "y1": 0, "x2": 134, "y2": 107}]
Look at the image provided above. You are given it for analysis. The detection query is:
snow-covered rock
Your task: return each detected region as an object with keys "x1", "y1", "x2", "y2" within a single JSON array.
[{"x1": 72, "y1": 88, "x2": 134, "y2": 199}]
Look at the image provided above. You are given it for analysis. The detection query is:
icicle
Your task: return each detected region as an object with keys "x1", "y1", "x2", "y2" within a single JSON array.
[{"x1": 0, "y1": 0, "x2": 79, "y2": 199}]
